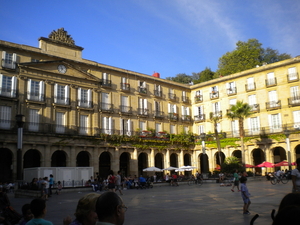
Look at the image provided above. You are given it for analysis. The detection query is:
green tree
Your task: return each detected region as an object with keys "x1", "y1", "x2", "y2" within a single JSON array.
[
  {"x1": 193, "y1": 67, "x2": 215, "y2": 84},
  {"x1": 226, "y1": 101, "x2": 253, "y2": 164},
  {"x1": 221, "y1": 156, "x2": 244, "y2": 174},
  {"x1": 166, "y1": 73, "x2": 192, "y2": 84},
  {"x1": 209, "y1": 112, "x2": 223, "y2": 165},
  {"x1": 215, "y1": 39, "x2": 291, "y2": 77}
]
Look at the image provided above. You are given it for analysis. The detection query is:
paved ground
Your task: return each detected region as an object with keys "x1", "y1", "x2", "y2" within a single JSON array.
[{"x1": 9, "y1": 178, "x2": 292, "y2": 225}]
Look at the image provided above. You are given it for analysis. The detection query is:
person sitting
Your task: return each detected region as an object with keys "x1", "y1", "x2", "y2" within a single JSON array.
[
  {"x1": 65, "y1": 192, "x2": 100, "y2": 225},
  {"x1": 19, "y1": 203, "x2": 33, "y2": 225},
  {"x1": 139, "y1": 175, "x2": 146, "y2": 188},
  {"x1": 95, "y1": 192, "x2": 127, "y2": 225},
  {"x1": 26, "y1": 198, "x2": 53, "y2": 225}
]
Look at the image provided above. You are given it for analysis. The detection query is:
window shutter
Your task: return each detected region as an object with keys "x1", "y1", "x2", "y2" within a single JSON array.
[
  {"x1": 12, "y1": 53, "x2": 16, "y2": 69},
  {"x1": 78, "y1": 88, "x2": 81, "y2": 106},
  {"x1": 174, "y1": 105, "x2": 177, "y2": 113},
  {"x1": 54, "y1": 84, "x2": 58, "y2": 103},
  {"x1": 187, "y1": 107, "x2": 190, "y2": 116},
  {"x1": 108, "y1": 117, "x2": 112, "y2": 134},
  {"x1": 120, "y1": 118, "x2": 124, "y2": 135},
  {"x1": 168, "y1": 103, "x2": 171, "y2": 113},
  {"x1": 194, "y1": 107, "x2": 198, "y2": 116},
  {"x1": 27, "y1": 79, "x2": 32, "y2": 100},
  {"x1": 122, "y1": 77, "x2": 126, "y2": 84},
  {"x1": 181, "y1": 106, "x2": 184, "y2": 116},
  {"x1": 1, "y1": 51, "x2": 6, "y2": 67},
  {"x1": 143, "y1": 81, "x2": 146, "y2": 88},
  {"x1": 127, "y1": 119, "x2": 132, "y2": 136},
  {"x1": 10, "y1": 76, "x2": 17, "y2": 97},
  {"x1": 39, "y1": 81, "x2": 44, "y2": 101},
  {"x1": 88, "y1": 89, "x2": 92, "y2": 107},
  {"x1": 0, "y1": 74, "x2": 3, "y2": 95},
  {"x1": 65, "y1": 85, "x2": 69, "y2": 104}
]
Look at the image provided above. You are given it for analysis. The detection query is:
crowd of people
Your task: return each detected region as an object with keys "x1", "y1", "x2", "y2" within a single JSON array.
[{"x1": 0, "y1": 158, "x2": 300, "y2": 225}]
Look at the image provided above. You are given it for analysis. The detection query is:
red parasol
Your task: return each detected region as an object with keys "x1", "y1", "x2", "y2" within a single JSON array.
[
  {"x1": 245, "y1": 164, "x2": 255, "y2": 168},
  {"x1": 256, "y1": 161, "x2": 274, "y2": 168},
  {"x1": 274, "y1": 161, "x2": 289, "y2": 167}
]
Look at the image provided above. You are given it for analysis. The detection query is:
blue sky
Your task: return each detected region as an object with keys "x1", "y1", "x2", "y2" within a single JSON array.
[{"x1": 1, "y1": 0, "x2": 300, "y2": 79}]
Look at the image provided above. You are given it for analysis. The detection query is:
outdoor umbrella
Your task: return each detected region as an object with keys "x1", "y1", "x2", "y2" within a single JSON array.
[
  {"x1": 256, "y1": 161, "x2": 274, "y2": 168},
  {"x1": 274, "y1": 161, "x2": 289, "y2": 167},
  {"x1": 245, "y1": 164, "x2": 255, "y2": 168},
  {"x1": 179, "y1": 165, "x2": 196, "y2": 170},
  {"x1": 143, "y1": 166, "x2": 163, "y2": 172},
  {"x1": 163, "y1": 166, "x2": 178, "y2": 171}
]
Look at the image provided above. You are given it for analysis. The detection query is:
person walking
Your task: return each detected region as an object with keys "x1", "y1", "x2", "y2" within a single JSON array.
[
  {"x1": 107, "y1": 170, "x2": 116, "y2": 192},
  {"x1": 49, "y1": 174, "x2": 54, "y2": 197},
  {"x1": 240, "y1": 176, "x2": 251, "y2": 215},
  {"x1": 291, "y1": 158, "x2": 300, "y2": 193},
  {"x1": 116, "y1": 171, "x2": 123, "y2": 195},
  {"x1": 231, "y1": 169, "x2": 240, "y2": 192}
]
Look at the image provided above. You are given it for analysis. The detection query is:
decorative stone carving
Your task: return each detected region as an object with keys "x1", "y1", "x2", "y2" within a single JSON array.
[{"x1": 48, "y1": 28, "x2": 75, "y2": 46}]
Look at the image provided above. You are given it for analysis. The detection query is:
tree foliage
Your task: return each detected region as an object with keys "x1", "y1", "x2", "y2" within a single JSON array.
[
  {"x1": 215, "y1": 39, "x2": 291, "y2": 77},
  {"x1": 166, "y1": 73, "x2": 192, "y2": 84},
  {"x1": 221, "y1": 156, "x2": 244, "y2": 174},
  {"x1": 193, "y1": 67, "x2": 215, "y2": 84}
]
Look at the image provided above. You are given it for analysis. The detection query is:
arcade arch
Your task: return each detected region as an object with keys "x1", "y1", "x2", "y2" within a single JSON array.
[
  {"x1": 99, "y1": 152, "x2": 111, "y2": 179},
  {"x1": 76, "y1": 151, "x2": 90, "y2": 167},
  {"x1": 0, "y1": 148, "x2": 13, "y2": 181},
  {"x1": 138, "y1": 152, "x2": 148, "y2": 175},
  {"x1": 23, "y1": 149, "x2": 40, "y2": 168},
  {"x1": 51, "y1": 150, "x2": 67, "y2": 167}
]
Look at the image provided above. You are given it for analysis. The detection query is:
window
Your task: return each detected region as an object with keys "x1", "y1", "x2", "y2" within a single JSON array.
[
  {"x1": 210, "y1": 86, "x2": 219, "y2": 98},
  {"x1": 182, "y1": 91, "x2": 188, "y2": 102},
  {"x1": 54, "y1": 84, "x2": 69, "y2": 105},
  {"x1": 1, "y1": 51, "x2": 16, "y2": 69},
  {"x1": 169, "y1": 88, "x2": 176, "y2": 100},
  {"x1": 139, "y1": 121, "x2": 146, "y2": 131},
  {"x1": 79, "y1": 115, "x2": 89, "y2": 135},
  {"x1": 198, "y1": 125, "x2": 204, "y2": 134},
  {"x1": 226, "y1": 82, "x2": 236, "y2": 94},
  {"x1": 231, "y1": 120, "x2": 239, "y2": 137},
  {"x1": 102, "y1": 116, "x2": 113, "y2": 134},
  {"x1": 183, "y1": 126, "x2": 188, "y2": 134},
  {"x1": 293, "y1": 111, "x2": 300, "y2": 128},
  {"x1": 181, "y1": 106, "x2": 190, "y2": 120},
  {"x1": 246, "y1": 77, "x2": 255, "y2": 91},
  {"x1": 28, "y1": 109, "x2": 39, "y2": 132},
  {"x1": 266, "y1": 72, "x2": 276, "y2": 86},
  {"x1": 268, "y1": 114, "x2": 281, "y2": 131},
  {"x1": 27, "y1": 79, "x2": 44, "y2": 101},
  {"x1": 290, "y1": 86, "x2": 300, "y2": 104},
  {"x1": 78, "y1": 88, "x2": 92, "y2": 108},
  {"x1": 212, "y1": 102, "x2": 221, "y2": 116},
  {"x1": 0, "y1": 75, "x2": 17, "y2": 97},
  {"x1": 170, "y1": 124, "x2": 176, "y2": 134},
  {"x1": 194, "y1": 106, "x2": 204, "y2": 121},
  {"x1": 195, "y1": 90, "x2": 203, "y2": 102},
  {"x1": 154, "y1": 84, "x2": 162, "y2": 97},
  {"x1": 101, "y1": 92, "x2": 112, "y2": 110},
  {"x1": 288, "y1": 67, "x2": 298, "y2": 81},
  {"x1": 138, "y1": 98, "x2": 148, "y2": 115},
  {"x1": 268, "y1": 90, "x2": 279, "y2": 108},
  {"x1": 0, "y1": 106, "x2": 11, "y2": 129},
  {"x1": 120, "y1": 96, "x2": 131, "y2": 113},
  {"x1": 121, "y1": 77, "x2": 130, "y2": 91},
  {"x1": 120, "y1": 118, "x2": 131, "y2": 136},
  {"x1": 138, "y1": 80, "x2": 147, "y2": 94},
  {"x1": 56, "y1": 112, "x2": 65, "y2": 133},
  {"x1": 155, "y1": 123, "x2": 162, "y2": 133},
  {"x1": 248, "y1": 117, "x2": 260, "y2": 135}
]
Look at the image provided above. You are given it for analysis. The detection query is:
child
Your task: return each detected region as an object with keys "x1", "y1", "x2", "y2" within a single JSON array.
[
  {"x1": 55, "y1": 181, "x2": 62, "y2": 195},
  {"x1": 26, "y1": 198, "x2": 53, "y2": 225},
  {"x1": 240, "y1": 176, "x2": 251, "y2": 215}
]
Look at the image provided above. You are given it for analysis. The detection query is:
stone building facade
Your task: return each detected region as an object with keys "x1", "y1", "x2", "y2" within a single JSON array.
[{"x1": 0, "y1": 28, "x2": 299, "y2": 181}]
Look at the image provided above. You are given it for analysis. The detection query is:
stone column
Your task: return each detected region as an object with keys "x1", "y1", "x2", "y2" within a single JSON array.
[
  {"x1": 69, "y1": 146, "x2": 76, "y2": 167},
  {"x1": 111, "y1": 147, "x2": 120, "y2": 173},
  {"x1": 165, "y1": 149, "x2": 170, "y2": 168},
  {"x1": 150, "y1": 148, "x2": 155, "y2": 167},
  {"x1": 130, "y1": 148, "x2": 138, "y2": 175},
  {"x1": 179, "y1": 149, "x2": 184, "y2": 167},
  {"x1": 44, "y1": 145, "x2": 51, "y2": 167}
]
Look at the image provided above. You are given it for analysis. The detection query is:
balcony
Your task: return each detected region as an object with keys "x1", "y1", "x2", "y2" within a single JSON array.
[
  {"x1": 1, "y1": 59, "x2": 16, "y2": 70},
  {"x1": 154, "y1": 111, "x2": 164, "y2": 119},
  {"x1": 168, "y1": 113, "x2": 178, "y2": 121},
  {"x1": 287, "y1": 73, "x2": 299, "y2": 82},
  {"x1": 120, "y1": 83, "x2": 130, "y2": 92},
  {"x1": 194, "y1": 95, "x2": 203, "y2": 103},
  {"x1": 265, "y1": 78, "x2": 277, "y2": 87},
  {"x1": 210, "y1": 111, "x2": 222, "y2": 119},
  {"x1": 245, "y1": 83, "x2": 256, "y2": 92},
  {"x1": 181, "y1": 115, "x2": 192, "y2": 122},
  {"x1": 119, "y1": 105, "x2": 132, "y2": 115},
  {"x1": 266, "y1": 100, "x2": 281, "y2": 111},
  {"x1": 54, "y1": 96, "x2": 70, "y2": 105},
  {"x1": 0, "y1": 87, "x2": 17, "y2": 98},
  {"x1": 138, "y1": 86, "x2": 147, "y2": 94},
  {"x1": 210, "y1": 91, "x2": 219, "y2": 99},
  {"x1": 100, "y1": 103, "x2": 114, "y2": 113},
  {"x1": 182, "y1": 96, "x2": 189, "y2": 103},
  {"x1": 137, "y1": 108, "x2": 149, "y2": 117},
  {"x1": 78, "y1": 100, "x2": 93, "y2": 108},
  {"x1": 194, "y1": 114, "x2": 205, "y2": 123},
  {"x1": 168, "y1": 93, "x2": 176, "y2": 101},
  {"x1": 153, "y1": 90, "x2": 162, "y2": 97},
  {"x1": 100, "y1": 79, "x2": 112, "y2": 87},
  {"x1": 27, "y1": 92, "x2": 45, "y2": 102},
  {"x1": 288, "y1": 96, "x2": 300, "y2": 107},
  {"x1": 226, "y1": 87, "x2": 237, "y2": 96},
  {"x1": 250, "y1": 104, "x2": 260, "y2": 113}
]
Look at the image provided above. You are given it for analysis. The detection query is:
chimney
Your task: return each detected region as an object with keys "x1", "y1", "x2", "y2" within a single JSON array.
[{"x1": 152, "y1": 72, "x2": 160, "y2": 78}]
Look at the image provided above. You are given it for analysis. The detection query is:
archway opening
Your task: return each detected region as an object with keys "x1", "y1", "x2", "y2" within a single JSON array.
[
  {"x1": 23, "y1": 149, "x2": 40, "y2": 168},
  {"x1": 138, "y1": 152, "x2": 148, "y2": 176},
  {"x1": 77, "y1": 151, "x2": 90, "y2": 167},
  {"x1": 252, "y1": 148, "x2": 264, "y2": 174},
  {"x1": 0, "y1": 148, "x2": 12, "y2": 182},
  {"x1": 99, "y1": 152, "x2": 111, "y2": 179},
  {"x1": 51, "y1": 150, "x2": 66, "y2": 167},
  {"x1": 120, "y1": 152, "x2": 130, "y2": 177}
]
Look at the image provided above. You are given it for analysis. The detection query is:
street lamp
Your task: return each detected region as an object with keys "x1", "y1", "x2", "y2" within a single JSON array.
[
  {"x1": 284, "y1": 128, "x2": 291, "y2": 170},
  {"x1": 16, "y1": 114, "x2": 25, "y2": 180},
  {"x1": 200, "y1": 133, "x2": 208, "y2": 175}
]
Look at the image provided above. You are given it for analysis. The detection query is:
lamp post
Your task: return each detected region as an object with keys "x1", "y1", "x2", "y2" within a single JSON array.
[
  {"x1": 284, "y1": 128, "x2": 291, "y2": 170},
  {"x1": 200, "y1": 133, "x2": 208, "y2": 175},
  {"x1": 16, "y1": 114, "x2": 25, "y2": 180}
]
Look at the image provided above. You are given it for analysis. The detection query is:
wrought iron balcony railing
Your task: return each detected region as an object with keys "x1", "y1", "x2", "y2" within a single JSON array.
[
  {"x1": 266, "y1": 100, "x2": 281, "y2": 111},
  {"x1": 265, "y1": 78, "x2": 277, "y2": 87},
  {"x1": 245, "y1": 83, "x2": 256, "y2": 92}
]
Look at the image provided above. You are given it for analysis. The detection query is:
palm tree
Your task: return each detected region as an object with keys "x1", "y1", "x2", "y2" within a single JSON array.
[
  {"x1": 209, "y1": 112, "x2": 223, "y2": 166},
  {"x1": 226, "y1": 101, "x2": 253, "y2": 164}
]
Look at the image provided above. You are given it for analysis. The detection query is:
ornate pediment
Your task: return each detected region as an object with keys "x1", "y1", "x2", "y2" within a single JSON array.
[{"x1": 48, "y1": 28, "x2": 75, "y2": 46}]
